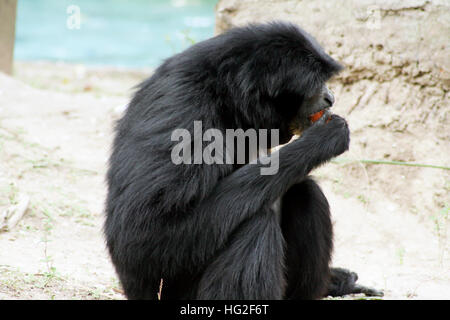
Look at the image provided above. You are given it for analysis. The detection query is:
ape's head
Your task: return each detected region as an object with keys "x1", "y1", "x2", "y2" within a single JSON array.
[{"x1": 213, "y1": 22, "x2": 343, "y2": 144}]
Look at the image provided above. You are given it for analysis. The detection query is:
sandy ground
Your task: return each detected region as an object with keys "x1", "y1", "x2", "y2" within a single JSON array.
[{"x1": 0, "y1": 61, "x2": 448, "y2": 300}]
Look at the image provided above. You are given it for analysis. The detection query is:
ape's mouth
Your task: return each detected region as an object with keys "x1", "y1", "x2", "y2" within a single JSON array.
[
  {"x1": 309, "y1": 110, "x2": 325, "y2": 123},
  {"x1": 290, "y1": 107, "x2": 332, "y2": 137},
  {"x1": 308, "y1": 108, "x2": 331, "y2": 124}
]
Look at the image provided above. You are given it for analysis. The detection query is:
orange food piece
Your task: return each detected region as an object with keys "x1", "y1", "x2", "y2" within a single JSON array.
[{"x1": 309, "y1": 110, "x2": 324, "y2": 123}]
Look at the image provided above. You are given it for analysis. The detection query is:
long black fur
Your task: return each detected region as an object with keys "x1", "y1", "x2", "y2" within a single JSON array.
[{"x1": 105, "y1": 22, "x2": 356, "y2": 299}]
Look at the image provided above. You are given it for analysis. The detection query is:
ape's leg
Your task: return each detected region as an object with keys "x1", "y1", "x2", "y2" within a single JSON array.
[
  {"x1": 281, "y1": 177, "x2": 333, "y2": 299},
  {"x1": 327, "y1": 268, "x2": 383, "y2": 297},
  {"x1": 196, "y1": 206, "x2": 285, "y2": 300},
  {"x1": 282, "y1": 177, "x2": 383, "y2": 299}
]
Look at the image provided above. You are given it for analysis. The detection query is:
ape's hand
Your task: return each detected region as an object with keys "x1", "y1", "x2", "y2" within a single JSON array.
[{"x1": 303, "y1": 112, "x2": 350, "y2": 160}]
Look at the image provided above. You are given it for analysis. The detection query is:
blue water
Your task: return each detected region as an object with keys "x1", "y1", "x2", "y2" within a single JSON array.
[{"x1": 14, "y1": 0, "x2": 217, "y2": 68}]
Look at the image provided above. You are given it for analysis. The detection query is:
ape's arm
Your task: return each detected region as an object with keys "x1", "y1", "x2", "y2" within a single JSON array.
[{"x1": 169, "y1": 114, "x2": 350, "y2": 268}]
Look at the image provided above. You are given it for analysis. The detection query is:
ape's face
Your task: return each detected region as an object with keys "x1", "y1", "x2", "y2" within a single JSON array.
[
  {"x1": 289, "y1": 84, "x2": 335, "y2": 136},
  {"x1": 273, "y1": 83, "x2": 336, "y2": 142}
]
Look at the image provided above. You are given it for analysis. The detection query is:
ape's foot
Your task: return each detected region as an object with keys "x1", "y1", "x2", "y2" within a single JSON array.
[{"x1": 326, "y1": 268, "x2": 383, "y2": 297}]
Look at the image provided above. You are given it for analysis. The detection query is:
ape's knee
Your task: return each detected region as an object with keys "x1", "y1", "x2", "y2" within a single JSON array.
[{"x1": 282, "y1": 177, "x2": 330, "y2": 218}]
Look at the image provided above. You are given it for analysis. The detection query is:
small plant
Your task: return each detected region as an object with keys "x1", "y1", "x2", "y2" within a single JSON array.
[
  {"x1": 430, "y1": 204, "x2": 448, "y2": 265},
  {"x1": 40, "y1": 208, "x2": 58, "y2": 284},
  {"x1": 396, "y1": 247, "x2": 405, "y2": 265},
  {"x1": 7, "y1": 183, "x2": 19, "y2": 205},
  {"x1": 357, "y1": 194, "x2": 369, "y2": 204},
  {"x1": 180, "y1": 29, "x2": 196, "y2": 45},
  {"x1": 431, "y1": 205, "x2": 448, "y2": 239}
]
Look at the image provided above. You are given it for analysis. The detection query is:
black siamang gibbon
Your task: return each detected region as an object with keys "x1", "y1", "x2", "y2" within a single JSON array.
[{"x1": 104, "y1": 22, "x2": 382, "y2": 299}]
